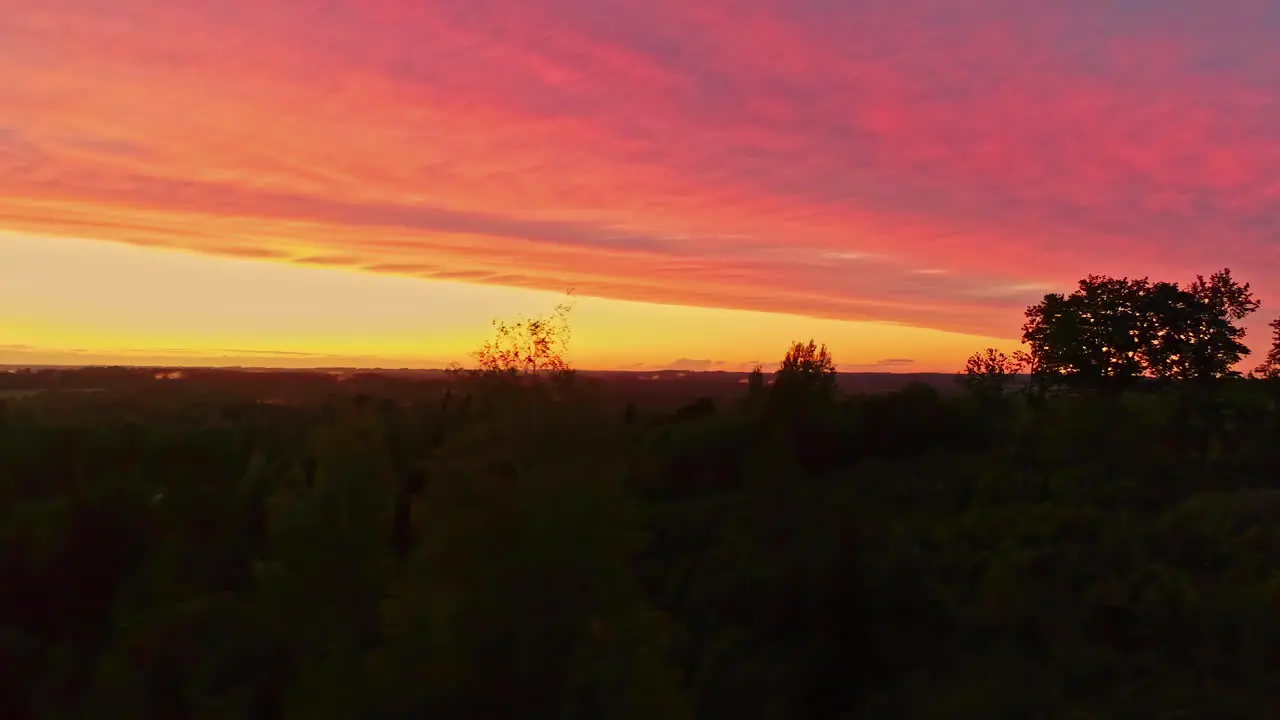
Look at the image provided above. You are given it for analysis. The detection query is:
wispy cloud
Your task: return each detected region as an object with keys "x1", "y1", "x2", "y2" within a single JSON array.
[
  {"x1": 212, "y1": 348, "x2": 326, "y2": 357},
  {"x1": 666, "y1": 358, "x2": 727, "y2": 371},
  {"x1": 1, "y1": 0, "x2": 1277, "y2": 340},
  {"x1": 842, "y1": 357, "x2": 918, "y2": 371}
]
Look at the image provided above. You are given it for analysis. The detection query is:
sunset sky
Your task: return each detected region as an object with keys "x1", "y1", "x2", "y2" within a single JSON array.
[{"x1": 2, "y1": 1, "x2": 1277, "y2": 372}]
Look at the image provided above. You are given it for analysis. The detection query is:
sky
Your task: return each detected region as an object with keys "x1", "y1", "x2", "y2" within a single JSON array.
[{"x1": 1, "y1": 0, "x2": 1277, "y2": 372}]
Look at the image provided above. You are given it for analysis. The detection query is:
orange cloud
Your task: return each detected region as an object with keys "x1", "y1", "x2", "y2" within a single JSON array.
[{"x1": 1, "y1": 0, "x2": 1277, "y2": 349}]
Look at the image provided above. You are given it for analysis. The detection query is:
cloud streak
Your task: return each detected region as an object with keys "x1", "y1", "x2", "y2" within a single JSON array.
[{"x1": 1, "y1": 0, "x2": 1277, "y2": 341}]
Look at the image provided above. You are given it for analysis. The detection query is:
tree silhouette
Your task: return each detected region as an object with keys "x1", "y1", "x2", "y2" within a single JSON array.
[
  {"x1": 746, "y1": 362, "x2": 766, "y2": 398},
  {"x1": 470, "y1": 292, "x2": 576, "y2": 378},
  {"x1": 1021, "y1": 275, "x2": 1153, "y2": 393},
  {"x1": 1021, "y1": 269, "x2": 1259, "y2": 393},
  {"x1": 961, "y1": 348, "x2": 1024, "y2": 404},
  {"x1": 771, "y1": 340, "x2": 836, "y2": 401},
  {"x1": 767, "y1": 340, "x2": 839, "y2": 469},
  {"x1": 1142, "y1": 269, "x2": 1259, "y2": 381},
  {"x1": 1257, "y1": 316, "x2": 1280, "y2": 379}
]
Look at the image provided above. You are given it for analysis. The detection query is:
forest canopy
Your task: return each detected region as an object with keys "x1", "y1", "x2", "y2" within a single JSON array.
[{"x1": 2, "y1": 268, "x2": 1279, "y2": 718}]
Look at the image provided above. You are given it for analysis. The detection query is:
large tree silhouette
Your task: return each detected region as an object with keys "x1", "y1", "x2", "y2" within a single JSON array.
[
  {"x1": 1143, "y1": 269, "x2": 1259, "y2": 381},
  {"x1": 1021, "y1": 275, "x2": 1153, "y2": 393},
  {"x1": 770, "y1": 339, "x2": 837, "y2": 405},
  {"x1": 764, "y1": 340, "x2": 839, "y2": 473},
  {"x1": 1020, "y1": 269, "x2": 1259, "y2": 393}
]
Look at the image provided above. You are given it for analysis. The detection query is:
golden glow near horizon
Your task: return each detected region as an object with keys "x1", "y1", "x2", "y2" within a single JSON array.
[{"x1": 0, "y1": 233, "x2": 1016, "y2": 372}]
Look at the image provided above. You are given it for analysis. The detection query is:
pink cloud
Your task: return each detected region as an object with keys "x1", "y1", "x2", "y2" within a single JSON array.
[{"x1": 0, "y1": 0, "x2": 1277, "y2": 341}]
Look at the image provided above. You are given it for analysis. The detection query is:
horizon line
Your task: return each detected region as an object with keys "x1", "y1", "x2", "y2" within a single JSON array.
[{"x1": 0, "y1": 363, "x2": 956, "y2": 376}]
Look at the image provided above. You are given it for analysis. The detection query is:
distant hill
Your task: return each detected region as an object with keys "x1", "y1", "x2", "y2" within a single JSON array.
[
  {"x1": 580, "y1": 369, "x2": 963, "y2": 408},
  {"x1": 0, "y1": 365, "x2": 967, "y2": 413}
]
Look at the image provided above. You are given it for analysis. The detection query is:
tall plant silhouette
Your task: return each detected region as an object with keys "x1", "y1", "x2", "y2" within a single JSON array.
[{"x1": 470, "y1": 292, "x2": 577, "y2": 379}]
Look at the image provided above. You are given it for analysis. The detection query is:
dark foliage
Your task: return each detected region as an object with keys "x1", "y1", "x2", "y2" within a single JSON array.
[
  {"x1": 3, "y1": 274, "x2": 1280, "y2": 717},
  {"x1": 1257, "y1": 316, "x2": 1280, "y2": 379},
  {"x1": 1022, "y1": 268, "x2": 1259, "y2": 394}
]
